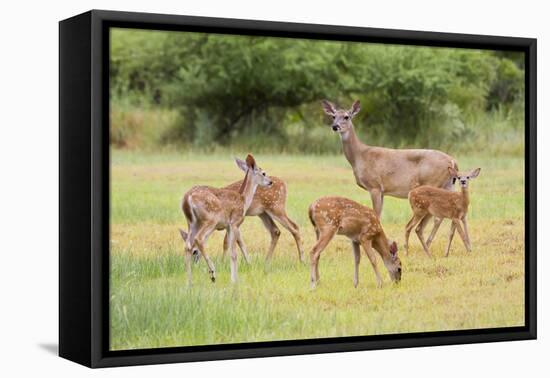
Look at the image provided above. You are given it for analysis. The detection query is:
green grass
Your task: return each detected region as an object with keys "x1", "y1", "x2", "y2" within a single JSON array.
[{"x1": 109, "y1": 150, "x2": 525, "y2": 350}]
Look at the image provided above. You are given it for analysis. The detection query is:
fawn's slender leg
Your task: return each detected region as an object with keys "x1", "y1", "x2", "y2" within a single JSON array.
[
  {"x1": 227, "y1": 225, "x2": 239, "y2": 283},
  {"x1": 445, "y1": 221, "x2": 457, "y2": 257},
  {"x1": 259, "y1": 213, "x2": 281, "y2": 261},
  {"x1": 405, "y1": 213, "x2": 426, "y2": 255},
  {"x1": 370, "y1": 189, "x2": 383, "y2": 218},
  {"x1": 426, "y1": 217, "x2": 444, "y2": 247},
  {"x1": 415, "y1": 216, "x2": 433, "y2": 258},
  {"x1": 222, "y1": 222, "x2": 250, "y2": 263},
  {"x1": 193, "y1": 222, "x2": 217, "y2": 282},
  {"x1": 268, "y1": 210, "x2": 305, "y2": 263},
  {"x1": 461, "y1": 216, "x2": 472, "y2": 251},
  {"x1": 234, "y1": 228, "x2": 250, "y2": 264},
  {"x1": 361, "y1": 239, "x2": 383, "y2": 288},
  {"x1": 352, "y1": 241, "x2": 361, "y2": 288},
  {"x1": 309, "y1": 227, "x2": 336, "y2": 288},
  {"x1": 453, "y1": 219, "x2": 471, "y2": 253}
]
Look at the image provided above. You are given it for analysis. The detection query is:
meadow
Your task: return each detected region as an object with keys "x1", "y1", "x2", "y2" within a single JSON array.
[{"x1": 109, "y1": 150, "x2": 525, "y2": 351}]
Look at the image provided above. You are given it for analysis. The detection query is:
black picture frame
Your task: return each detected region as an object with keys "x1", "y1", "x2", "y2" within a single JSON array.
[{"x1": 59, "y1": 9, "x2": 537, "y2": 368}]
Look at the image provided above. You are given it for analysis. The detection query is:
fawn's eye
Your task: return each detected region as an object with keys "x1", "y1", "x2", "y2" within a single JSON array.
[
  {"x1": 466, "y1": 176, "x2": 470, "y2": 179},
  {"x1": 344, "y1": 115, "x2": 349, "y2": 120},
  {"x1": 262, "y1": 172, "x2": 266, "y2": 176},
  {"x1": 332, "y1": 115, "x2": 335, "y2": 119}
]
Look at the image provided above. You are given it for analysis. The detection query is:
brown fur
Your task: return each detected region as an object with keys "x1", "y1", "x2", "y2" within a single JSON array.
[
  {"x1": 224, "y1": 177, "x2": 304, "y2": 262},
  {"x1": 308, "y1": 196, "x2": 401, "y2": 288},
  {"x1": 404, "y1": 167, "x2": 480, "y2": 257},
  {"x1": 180, "y1": 154, "x2": 272, "y2": 284}
]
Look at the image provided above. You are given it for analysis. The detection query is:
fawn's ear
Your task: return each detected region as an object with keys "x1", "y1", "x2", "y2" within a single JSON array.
[
  {"x1": 245, "y1": 154, "x2": 257, "y2": 169},
  {"x1": 322, "y1": 100, "x2": 337, "y2": 116},
  {"x1": 349, "y1": 100, "x2": 361, "y2": 117},
  {"x1": 235, "y1": 158, "x2": 248, "y2": 172},
  {"x1": 178, "y1": 228, "x2": 188, "y2": 241},
  {"x1": 469, "y1": 167, "x2": 481, "y2": 178},
  {"x1": 389, "y1": 241, "x2": 398, "y2": 256},
  {"x1": 448, "y1": 166, "x2": 458, "y2": 178}
]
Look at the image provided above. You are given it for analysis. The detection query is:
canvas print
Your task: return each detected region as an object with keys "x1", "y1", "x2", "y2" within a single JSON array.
[{"x1": 109, "y1": 27, "x2": 525, "y2": 351}]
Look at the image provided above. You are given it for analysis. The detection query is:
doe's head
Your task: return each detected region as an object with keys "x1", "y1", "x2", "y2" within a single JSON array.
[
  {"x1": 449, "y1": 167, "x2": 481, "y2": 189},
  {"x1": 235, "y1": 154, "x2": 273, "y2": 187},
  {"x1": 321, "y1": 100, "x2": 361, "y2": 134}
]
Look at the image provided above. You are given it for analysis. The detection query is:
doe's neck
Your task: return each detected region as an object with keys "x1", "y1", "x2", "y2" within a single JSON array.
[{"x1": 340, "y1": 125, "x2": 366, "y2": 165}]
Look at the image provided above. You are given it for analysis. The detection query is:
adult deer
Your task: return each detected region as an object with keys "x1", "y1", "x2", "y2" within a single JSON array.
[
  {"x1": 405, "y1": 167, "x2": 481, "y2": 257},
  {"x1": 321, "y1": 100, "x2": 459, "y2": 248},
  {"x1": 223, "y1": 177, "x2": 304, "y2": 262},
  {"x1": 308, "y1": 196, "x2": 402, "y2": 289},
  {"x1": 180, "y1": 154, "x2": 272, "y2": 284}
]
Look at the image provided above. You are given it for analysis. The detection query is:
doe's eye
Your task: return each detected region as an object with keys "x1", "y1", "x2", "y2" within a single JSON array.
[
  {"x1": 344, "y1": 116, "x2": 349, "y2": 120},
  {"x1": 262, "y1": 172, "x2": 266, "y2": 176}
]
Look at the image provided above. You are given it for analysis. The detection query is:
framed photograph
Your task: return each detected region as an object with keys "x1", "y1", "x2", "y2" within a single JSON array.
[{"x1": 59, "y1": 10, "x2": 536, "y2": 368}]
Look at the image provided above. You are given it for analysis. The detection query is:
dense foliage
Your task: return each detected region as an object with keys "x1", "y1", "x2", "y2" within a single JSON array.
[{"x1": 110, "y1": 28, "x2": 524, "y2": 153}]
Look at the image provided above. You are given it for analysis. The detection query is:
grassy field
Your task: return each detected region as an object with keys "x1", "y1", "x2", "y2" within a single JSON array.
[{"x1": 109, "y1": 150, "x2": 525, "y2": 351}]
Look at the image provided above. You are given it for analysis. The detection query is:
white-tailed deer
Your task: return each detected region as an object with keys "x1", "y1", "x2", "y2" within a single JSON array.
[
  {"x1": 179, "y1": 154, "x2": 272, "y2": 284},
  {"x1": 223, "y1": 177, "x2": 304, "y2": 262},
  {"x1": 308, "y1": 196, "x2": 402, "y2": 289},
  {"x1": 321, "y1": 100, "x2": 458, "y2": 241},
  {"x1": 405, "y1": 167, "x2": 481, "y2": 257}
]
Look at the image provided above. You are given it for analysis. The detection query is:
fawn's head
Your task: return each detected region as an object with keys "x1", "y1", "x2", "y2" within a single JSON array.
[
  {"x1": 449, "y1": 167, "x2": 481, "y2": 189},
  {"x1": 386, "y1": 240, "x2": 402, "y2": 282},
  {"x1": 235, "y1": 154, "x2": 273, "y2": 188},
  {"x1": 321, "y1": 100, "x2": 361, "y2": 134}
]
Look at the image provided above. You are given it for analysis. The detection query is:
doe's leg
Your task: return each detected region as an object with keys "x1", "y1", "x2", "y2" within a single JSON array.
[{"x1": 370, "y1": 189, "x2": 383, "y2": 218}]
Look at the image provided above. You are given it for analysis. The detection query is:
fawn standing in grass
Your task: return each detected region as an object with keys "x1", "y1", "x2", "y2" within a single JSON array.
[
  {"x1": 405, "y1": 167, "x2": 481, "y2": 257},
  {"x1": 179, "y1": 154, "x2": 272, "y2": 284},
  {"x1": 223, "y1": 177, "x2": 304, "y2": 263},
  {"x1": 308, "y1": 196, "x2": 402, "y2": 289}
]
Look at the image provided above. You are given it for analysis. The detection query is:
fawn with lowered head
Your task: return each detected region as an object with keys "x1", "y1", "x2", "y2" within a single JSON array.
[
  {"x1": 179, "y1": 154, "x2": 272, "y2": 284},
  {"x1": 405, "y1": 167, "x2": 481, "y2": 257},
  {"x1": 308, "y1": 196, "x2": 402, "y2": 289}
]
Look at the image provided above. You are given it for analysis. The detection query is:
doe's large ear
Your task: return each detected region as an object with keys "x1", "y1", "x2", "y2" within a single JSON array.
[
  {"x1": 448, "y1": 166, "x2": 458, "y2": 178},
  {"x1": 321, "y1": 100, "x2": 336, "y2": 116},
  {"x1": 235, "y1": 158, "x2": 248, "y2": 172},
  {"x1": 245, "y1": 154, "x2": 257, "y2": 169},
  {"x1": 469, "y1": 167, "x2": 481, "y2": 178},
  {"x1": 349, "y1": 100, "x2": 361, "y2": 117}
]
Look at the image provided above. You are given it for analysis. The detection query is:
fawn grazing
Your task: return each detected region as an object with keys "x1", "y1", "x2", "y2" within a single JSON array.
[
  {"x1": 223, "y1": 177, "x2": 304, "y2": 262},
  {"x1": 405, "y1": 167, "x2": 481, "y2": 257},
  {"x1": 308, "y1": 196, "x2": 402, "y2": 289},
  {"x1": 179, "y1": 154, "x2": 272, "y2": 284}
]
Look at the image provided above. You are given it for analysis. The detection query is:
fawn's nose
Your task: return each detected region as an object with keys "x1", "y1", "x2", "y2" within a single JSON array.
[{"x1": 332, "y1": 125, "x2": 340, "y2": 131}]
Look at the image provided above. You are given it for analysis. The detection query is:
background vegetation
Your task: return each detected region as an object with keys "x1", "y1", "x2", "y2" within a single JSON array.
[{"x1": 110, "y1": 28, "x2": 525, "y2": 155}]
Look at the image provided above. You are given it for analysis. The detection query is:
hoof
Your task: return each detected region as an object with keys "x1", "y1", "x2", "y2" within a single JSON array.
[{"x1": 210, "y1": 276, "x2": 216, "y2": 283}]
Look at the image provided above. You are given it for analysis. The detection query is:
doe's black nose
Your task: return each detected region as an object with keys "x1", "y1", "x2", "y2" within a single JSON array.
[{"x1": 332, "y1": 125, "x2": 339, "y2": 131}]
